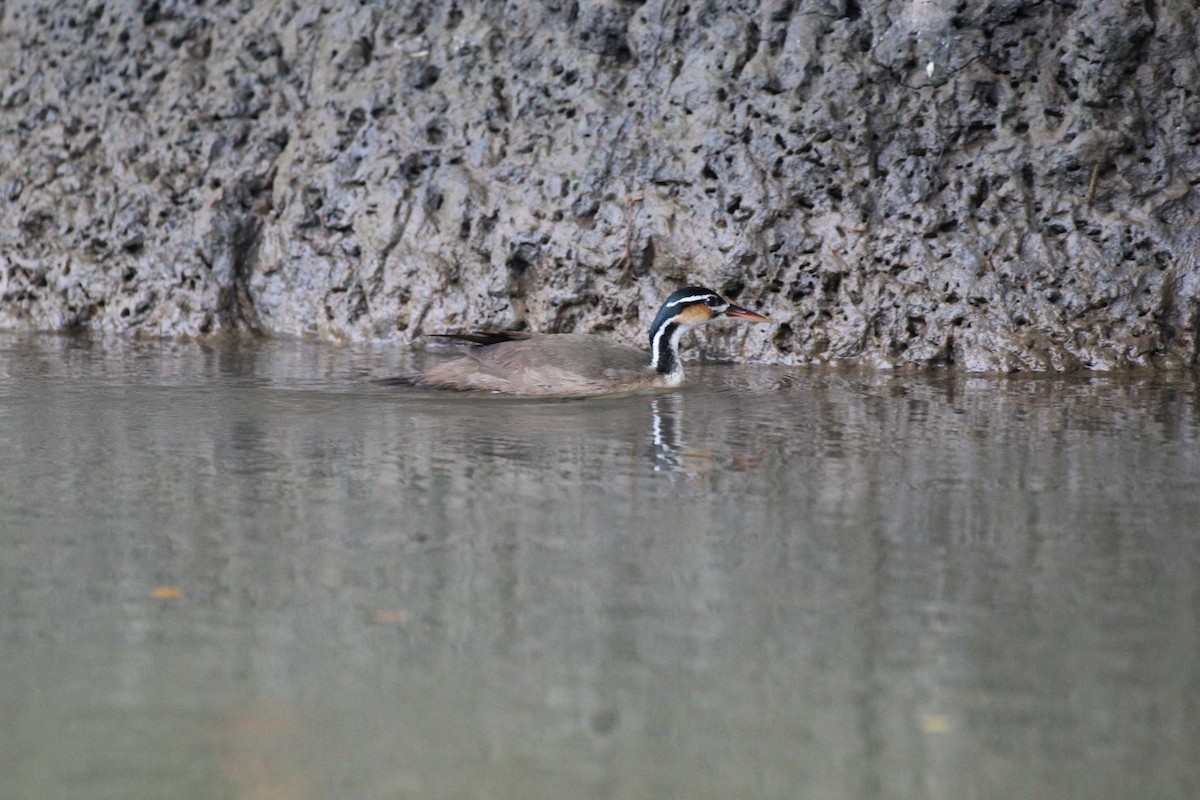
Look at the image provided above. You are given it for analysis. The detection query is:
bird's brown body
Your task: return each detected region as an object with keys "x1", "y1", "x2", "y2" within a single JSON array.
[
  {"x1": 379, "y1": 287, "x2": 771, "y2": 397},
  {"x1": 413, "y1": 332, "x2": 681, "y2": 396}
]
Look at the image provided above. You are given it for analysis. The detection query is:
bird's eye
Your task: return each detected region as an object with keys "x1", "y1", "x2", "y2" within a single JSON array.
[{"x1": 705, "y1": 296, "x2": 721, "y2": 307}]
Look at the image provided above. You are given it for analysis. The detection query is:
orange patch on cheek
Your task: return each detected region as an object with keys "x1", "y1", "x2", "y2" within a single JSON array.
[{"x1": 678, "y1": 305, "x2": 714, "y2": 324}]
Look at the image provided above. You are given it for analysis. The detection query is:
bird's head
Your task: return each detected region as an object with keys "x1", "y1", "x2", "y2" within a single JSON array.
[
  {"x1": 646, "y1": 286, "x2": 773, "y2": 376},
  {"x1": 650, "y1": 286, "x2": 771, "y2": 333}
]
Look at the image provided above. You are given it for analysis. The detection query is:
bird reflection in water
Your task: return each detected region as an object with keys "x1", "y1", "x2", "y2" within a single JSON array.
[{"x1": 649, "y1": 394, "x2": 716, "y2": 476}]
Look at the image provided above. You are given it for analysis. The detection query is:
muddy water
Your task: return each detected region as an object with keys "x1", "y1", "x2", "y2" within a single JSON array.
[{"x1": 1, "y1": 333, "x2": 1198, "y2": 800}]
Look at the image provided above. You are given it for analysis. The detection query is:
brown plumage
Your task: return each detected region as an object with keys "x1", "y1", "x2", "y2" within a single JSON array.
[{"x1": 379, "y1": 286, "x2": 771, "y2": 397}]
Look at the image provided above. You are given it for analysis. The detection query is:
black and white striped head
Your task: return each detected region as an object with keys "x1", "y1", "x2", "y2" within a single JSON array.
[
  {"x1": 648, "y1": 286, "x2": 771, "y2": 375},
  {"x1": 649, "y1": 286, "x2": 768, "y2": 334}
]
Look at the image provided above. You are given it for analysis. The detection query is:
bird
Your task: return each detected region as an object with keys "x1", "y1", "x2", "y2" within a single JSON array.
[{"x1": 377, "y1": 286, "x2": 772, "y2": 397}]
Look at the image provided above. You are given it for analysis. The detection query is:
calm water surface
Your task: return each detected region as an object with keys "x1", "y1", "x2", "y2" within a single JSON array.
[{"x1": 1, "y1": 333, "x2": 1198, "y2": 800}]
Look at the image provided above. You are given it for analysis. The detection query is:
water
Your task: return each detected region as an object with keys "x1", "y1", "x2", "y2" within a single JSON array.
[{"x1": 1, "y1": 332, "x2": 1198, "y2": 800}]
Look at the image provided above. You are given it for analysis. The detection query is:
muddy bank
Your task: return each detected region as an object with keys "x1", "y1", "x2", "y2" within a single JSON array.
[{"x1": 2, "y1": 0, "x2": 1197, "y2": 371}]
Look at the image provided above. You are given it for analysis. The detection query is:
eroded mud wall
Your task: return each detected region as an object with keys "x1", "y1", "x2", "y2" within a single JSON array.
[{"x1": 2, "y1": 1, "x2": 1197, "y2": 370}]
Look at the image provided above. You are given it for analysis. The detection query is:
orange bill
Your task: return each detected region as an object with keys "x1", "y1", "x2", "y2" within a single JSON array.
[{"x1": 723, "y1": 304, "x2": 772, "y2": 322}]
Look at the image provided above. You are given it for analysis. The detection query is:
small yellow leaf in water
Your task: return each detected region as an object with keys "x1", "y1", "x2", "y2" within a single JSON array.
[
  {"x1": 920, "y1": 714, "x2": 953, "y2": 734},
  {"x1": 152, "y1": 586, "x2": 184, "y2": 599}
]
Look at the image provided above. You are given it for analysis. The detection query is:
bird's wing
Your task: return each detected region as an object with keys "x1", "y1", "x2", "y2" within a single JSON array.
[
  {"x1": 476, "y1": 335, "x2": 649, "y2": 376},
  {"x1": 413, "y1": 334, "x2": 653, "y2": 395},
  {"x1": 428, "y1": 331, "x2": 536, "y2": 347}
]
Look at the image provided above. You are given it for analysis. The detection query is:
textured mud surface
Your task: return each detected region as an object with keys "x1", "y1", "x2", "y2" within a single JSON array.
[{"x1": 2, "y1": 0, "x2": 1198, "y2": 370}]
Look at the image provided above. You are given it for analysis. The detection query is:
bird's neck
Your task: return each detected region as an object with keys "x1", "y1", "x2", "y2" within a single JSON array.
[{"x1": 649, "y1": 320, "x2": 686, "y2": 376}]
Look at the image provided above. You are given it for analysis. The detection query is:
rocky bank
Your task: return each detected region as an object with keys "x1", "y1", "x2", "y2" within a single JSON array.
[{"x1": 2, "y1": 0, "x2": 1198, "y2": 371}]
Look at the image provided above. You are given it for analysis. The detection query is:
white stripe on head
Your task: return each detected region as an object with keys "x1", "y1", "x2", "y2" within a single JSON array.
[
  {"x1": 649, "y1": 320, "x2": 690, "y2": 372},
  {"x1": 664, "y1": 293, "x2": 719, "y2": 308},
  {"x1": 649, "y1": 321, "x2": 670, "y2": 369}
]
